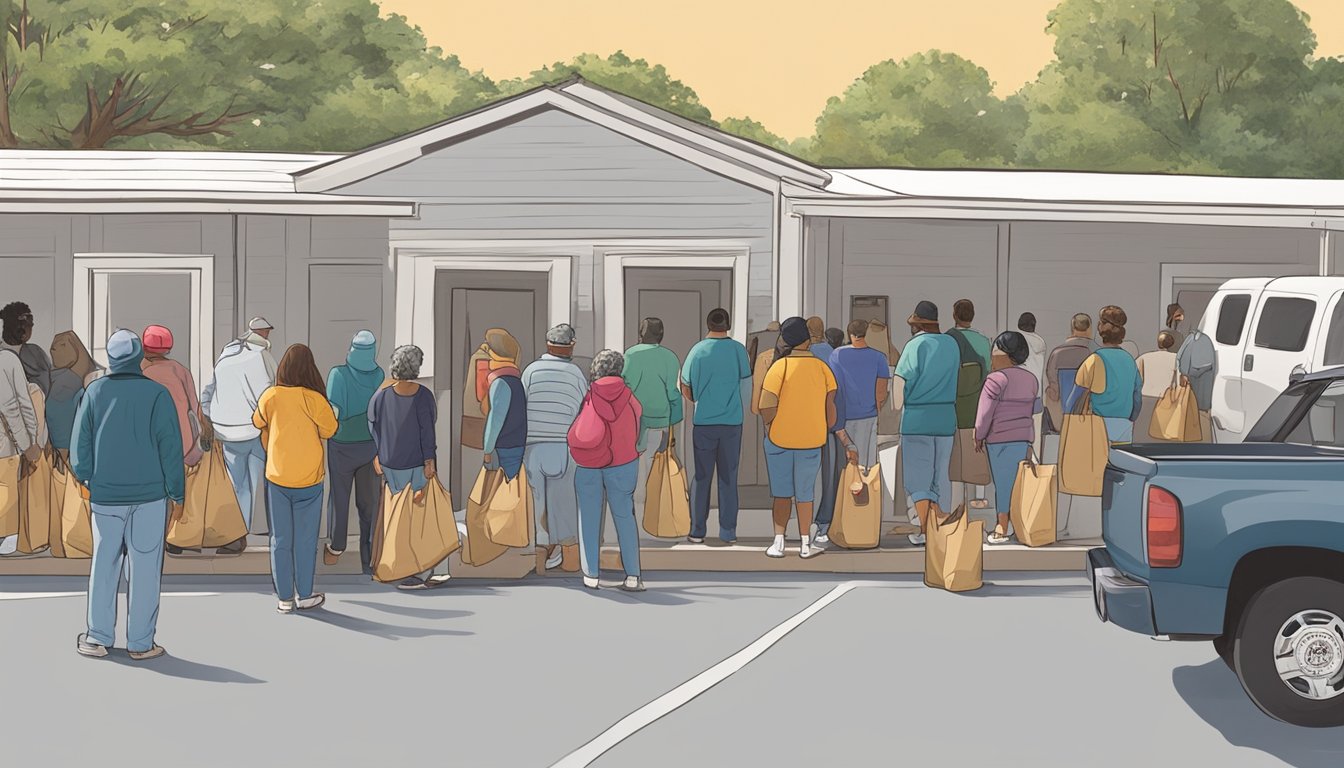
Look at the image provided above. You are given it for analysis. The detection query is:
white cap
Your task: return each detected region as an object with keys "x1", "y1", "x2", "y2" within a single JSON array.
[{"x1": 247, "y1": 316, "x2": 274, "y2": 331}]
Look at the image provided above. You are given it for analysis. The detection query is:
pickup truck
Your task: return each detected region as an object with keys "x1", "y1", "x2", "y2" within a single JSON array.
[{"x1": 1088, "y1": 367, "x2": 1344, "y2": 727}]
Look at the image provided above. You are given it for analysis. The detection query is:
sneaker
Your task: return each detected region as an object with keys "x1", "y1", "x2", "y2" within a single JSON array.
[
  {"x1": 687, "y1": 536, "x2": 705, "y2": 544},
  {"x1": 545, "y1": 548, "x2": 564, "y2": 570},
  {"x1": 800, "y1": 542, "x2": 825, "y2": 559},
  {"x1": 166, "y1": 544, "x2": 186, "y2": 556},
  {"x1": 814, "y1": 532, "x2": 831, "y2": 545},
  {"x1": 582, "y1": 576, "x2": 600, "y2": 590},
  {"x1": 986, "y1": 530, "x2": 1013, "y2": 546},
  {"x1": 887, "y1": 522, "x2": 921, "y2": 536},
  {"x1": 397, "y1": 578, "x2": 427, "y2": 591},
  {"x1": 620, "y1": 577, "x2": 646, "y2": 592},
  {"x1": 766, "y1": 539, "x2": 786, "y2": 558},
  {"x1": 76, "y1": 633, "x2": 108, "y2": 658},
  {"x1": 323, "y1": 545, "x2": 342, "y2": 566},
  {"x1": 128, "y1": 645, "x2": 166, "y2": 661},
  {"x1": 295, "y1": 594, "x2": 326, "y2": 611},
  {"x1": 718, "y1": 537, "x2": 738, "y2": 546},
  {"x1": 277, "y1": 599, "x2": 296, "y2": 614},
  {"x1": 215, "y1": 537, "x2": 246, "y2": 556},
  {"x1": 907, "y1": 533, "x2": 926, "y2": 547},
  {"x1": 425, "y1": 575, "x2": 452, "y2": 588}
]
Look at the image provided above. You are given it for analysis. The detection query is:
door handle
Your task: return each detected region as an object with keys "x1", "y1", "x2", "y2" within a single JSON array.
[{"x1": 1243, "y1": 354, "x2": 1254, "y2": 372}]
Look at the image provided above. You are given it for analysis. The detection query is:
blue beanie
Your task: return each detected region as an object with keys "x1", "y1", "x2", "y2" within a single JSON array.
[{"x1": 106, "y1": 329, "x2": 144, "y2": 374}]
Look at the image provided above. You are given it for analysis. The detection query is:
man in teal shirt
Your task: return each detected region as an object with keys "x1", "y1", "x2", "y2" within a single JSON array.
[
  {"x1": 680, "y1": 308, "x2": 751, "y2": 544},
  {"x1": 623, "y1": 317, "x2": 684, "y2": 505},
  {"x1": 896, "y1": 301, "x2": 960, "y2": 546}
]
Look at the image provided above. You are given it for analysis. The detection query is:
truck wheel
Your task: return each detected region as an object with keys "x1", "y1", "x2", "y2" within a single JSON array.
[
  {"x1": 1212, "y1": 634, "x2": 1233, "y2": 670},
  {"x1": 1233, "y1": 577, "x2": 1344, "y2": 727}
]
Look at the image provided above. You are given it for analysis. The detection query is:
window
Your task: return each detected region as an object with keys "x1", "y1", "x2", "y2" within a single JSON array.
[
  {"x1": 1254, "y1": 297, "x2": 1316, "y2": 352},
  {"x1": 1214, "y1": 294, "x2": 1252, "y2": 346},
  {"x1": 1247, "y1": 381, "x2": 1316, "y2": 442},
  {"x1": 1324, "y1": 298, "x2": 1344, "y2": 367},
  {"x1": 1284, "y1": 381, "x2": 1344, "y2": 449}
]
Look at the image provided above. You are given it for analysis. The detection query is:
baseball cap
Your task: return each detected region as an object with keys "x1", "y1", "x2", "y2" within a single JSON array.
[{"x1": 248, "y1": 316, "x2": 274, "y2": 331}]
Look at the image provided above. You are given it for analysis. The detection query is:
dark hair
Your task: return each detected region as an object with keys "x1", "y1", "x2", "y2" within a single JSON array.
[
  {"x1": 0, "y1": 302, "x2": 33, "y2": 346},
  {"x1": 1018, "y1": 312, "x2": 1037, "y2": 333},
  {"x1": 953, "y1": 299, "x2": 975, "y2": 324},
  {"x1": 825, "y1": 327, "x2": 845, "y2": 348},
  {"x1": 276, "y1": 344, "x2": 327, "y2": 396},
  {"x1": 846, "y1": 319, "x2": 870, "y2": 339},
  {"x1": 1157, "y1": 331, "x2": 1176, "y2": 351},
  {"x1": 994, "y1": 332, "x2": 1030, "y2": 366},
  {"x1": 706, "y1": 308, "x2": 731, "y2": 333},
  {"x1": 639, "y1": 317, "x2": 664, "y2": 344},
  {"x1": 1166, "y1": 303, "x2": 1183, "y2": 328},
  {"x1": 1098, "y1": 305, "x2": 1128, "y2": 345}
]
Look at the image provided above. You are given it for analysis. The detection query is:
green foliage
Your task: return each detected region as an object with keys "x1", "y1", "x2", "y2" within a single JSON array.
[
  {"x1": 805, "y1": 51, "x2": 1023, "y2": 168},
  {"x1": 719, "y1": 116, "x2": 789, "y2": 151},
  {"x1": 500, "y1": 51, "x2": 714, "y2": 124}
]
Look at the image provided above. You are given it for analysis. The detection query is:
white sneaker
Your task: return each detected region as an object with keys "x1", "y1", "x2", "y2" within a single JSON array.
[
  {"x1": 765, "y1": 540, "x2": 786, "y2": 558},
  {"x1": 544, "y1": 548, "x2": 564, "y2": 570},
  {"x1": 814, "y1": 532, "x2": 830, "y2": 545},
  {"x1": 907, "y1": 533, "x2": 926, "y2": 547},
  {"x1": 800, "y1": 541, "x2": 824, "y2": 559},
  {"x1": 295, "y1": 594, "x2": 326, "y2": 611},
  {"x1": 583, "y1": 576, "x2": 600, "y2": 589},
  {"x1": 0, "y1": 535, "x2": 17, "y2": 556},
  {"x1": 986, "y1": 530, "x2": 1013, "y2": 545},
  {"x1": 277, "y1": 599, "x2": 296, "y2": 614},
  {"x1": 620, "y1": 576, "x2": 646, "y2": 592},
  {"x1": 76, "y1": 633, "x2": 109, "y2": 658}
]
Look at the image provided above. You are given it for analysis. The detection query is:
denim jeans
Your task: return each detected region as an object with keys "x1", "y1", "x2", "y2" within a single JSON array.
[
  {"x1": 525, "y1": 443, "x2": 579, "y2": 547},
  {"x1": 901, "y1": 434, "x2": 954, "y2": 507},
  {"x1": 382, "y1": 467, "x2": 447, "y2": 579},
  {"x1": 327, "y1": 440, "x2": 379, "y2": 567},
  {"x1": 87, "y1": 499, "x2": 167, "y2": 653},
  {"x1": 221, "y1": 438, "x2": 266, "y2": 531},
  {"x1": 576, "y1": 460, "x2": 640, "y2": 579},
  {"x1": 690, "y1": 424, "x2": 742, "y2": 541},
  {"x1": 814, "y1": 432, "x2": 845, "y2": 534},
  {"x1": 267, "y1": 482, "x2": 324, "y2": 600},
  {"x1": 987, "y1": 441, "x2": 1030, "y2": 516}
]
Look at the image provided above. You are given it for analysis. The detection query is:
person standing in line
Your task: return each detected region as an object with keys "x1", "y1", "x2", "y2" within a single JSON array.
[
  {"x1": 1165, "y1": 303, "x2": 1187, "y2": 352},
  {"x1": 1177, "y1": 323, "x2": 1217, "y2": 442},
  {"x1": 823, "y1": 319, "x2": 891, "y2": 542},
  {"x1": 947, "y1": 299, "x2": 992, "y2": 509},
  {"x1": 758, "y1": 317, "x2": 837, "y2": 559},
  {"x1": 1043, "y1": 314, "x2": 1097, "y2": 437},
  {"x1": 896, "y1": 302, "x2": 961, "y2": 546},
  {"x1": 976, "y1": 332, "x2": 1041, "y2": 545},
  {"x1": 480, "y1": 329, "x2": 528, "y2": 485},
  {"x1": 807, "y1": 317, "x2": 834, "y2": 362},
  {"x1": 47, "y1": 332, "x2": 102, "y2": 464},
  {"x1": 813, "y1": 326, "x2": 853, "y2": 543},
  {"x1": 0, "y1": 313, "x2": 41, "y2": 558},
  {"x1": 0, "y1": 302, "x2": 53, "y2": 395},
  {"x1": 252, "y1": 344, "x2": 336, "y2": 613},
  {"x1": 368, "y1": 345, "x2": 447, "y2": 590},
  {"x1": 1017, "y1": 313, "x2": 1048, "y2": 454},
  {"x1": 1136, "y1": 331, "x2": 1180, "y2": 441},
  {"x1": 323, "y1": 330, "x2": 384, "y2": 573},
  {"x1": 570, "y1": 350, "x2": 646, "y2": 592},
  {"x1": 522, "y1": 324, "x2": 588, "y2": 573},
  {"x1": 72, "y1": 329, "x2": 184, "y2": 660},
  {"x1": 623, "y1": 318, "x2": 683, "y2": 505},
  {"x1": 201, "y1": 317, "x2": 277, "y2": 555},
  {"x1": 140, "y1": 326, "x2": 204, "y2": 469},
  {"x1": 1075, "y1": 306, "x2": 1143, "y2": 446},
  {"x1": 680, "y1": 308, "x2": 751, "y2": 545}
]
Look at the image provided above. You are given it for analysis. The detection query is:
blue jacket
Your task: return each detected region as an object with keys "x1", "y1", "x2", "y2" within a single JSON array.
[{"x1": 71, "y1": 333, "x2": 186, "y2": 505}]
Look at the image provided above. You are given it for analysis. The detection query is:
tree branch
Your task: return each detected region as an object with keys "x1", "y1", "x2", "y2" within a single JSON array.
[{"x1": 1166, "y1": 60, "x2": 1191, "y2": 125}]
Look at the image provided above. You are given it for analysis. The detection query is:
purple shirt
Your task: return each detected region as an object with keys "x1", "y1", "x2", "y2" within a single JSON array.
[
  {"x1": 974, "y1": 367, "x2": 1040, "y2": 445},
  {"x1": 829, "y1": 346, "x2": 891, "y2": 420}
]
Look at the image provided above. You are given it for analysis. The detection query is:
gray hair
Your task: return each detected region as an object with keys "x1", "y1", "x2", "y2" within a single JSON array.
[
  {"x1": 590, "y1": 349, "x2": 624, "y2": 381},
  {"x1": 389, "y1": 345, "x2": 423, "y2": 381},
  {"x1": 546, "y1": 323, "x2": 577, "y2": 346}
]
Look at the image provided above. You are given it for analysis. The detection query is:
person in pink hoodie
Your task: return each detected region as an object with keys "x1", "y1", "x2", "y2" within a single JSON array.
[
  {"x1": 140, "y1": 325, "x2": 204, "y2": 468},
  {"x1": 568, "y1": 349, "x2": 647, "y2": 592}
]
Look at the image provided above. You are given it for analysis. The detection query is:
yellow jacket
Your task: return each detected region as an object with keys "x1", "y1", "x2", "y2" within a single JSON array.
[{"x1": 253, "y1": 386, "x2": 338, "y2": 488}]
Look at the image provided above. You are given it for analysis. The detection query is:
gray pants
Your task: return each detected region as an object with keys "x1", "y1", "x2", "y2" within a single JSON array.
[
  {"x1": 524, "y1": 442, "x2": 579, "y2": 547},
  {"x1": 326, "y1": 440, "x2": 379, "y2": 570},
  {"x1": 845, "y1": 416, "x2": 880, "y2": 468}
]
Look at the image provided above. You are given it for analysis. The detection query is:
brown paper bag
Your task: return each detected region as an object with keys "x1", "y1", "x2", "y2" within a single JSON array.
[
  {"x1": 167, "y1": 447, "x2": 248, "y2": 550},
  {"x1": 643, "y1": 448, "x2": 691, "y2": 538},
  {"x1": 1010, "y1": 456, "x2": 1057, "y2": 547},
  {"x1": 372, "y1": 479, "x2": 460, "y2": 583},
  {"x1": 47, "y1": 453, "x2": 69, "y2": 558},
  {"x1": 949, "y1": 428, "x2": 992, "y2": 485},
  {"x1": 1149, "y1": 377, "x2": 1202, "y2": 442},
  {"x1": 462, "y1": 468, "x2": 510, "y2": 566},
  {"x1": 831, "y1": 462, "x2": 882, "y2": 549},
  {"x1": 484, "y1": 467, "x2": 532, "y2": 548},
  {"x1": 17, "y1": 449, "x2": 54, "y2": 553},
  {"x1": 924, "y1": 505, "x2": 984, "y2": 592},
  {"x1": 1059, "y1": 394, "x2": 1108, "y2": 497},
  {"x1": 57, "y1": 455, "x2": 93, "y2": 558},
  {"x1": 0, "y1": 454, "x2": 19, "y2": 539}
]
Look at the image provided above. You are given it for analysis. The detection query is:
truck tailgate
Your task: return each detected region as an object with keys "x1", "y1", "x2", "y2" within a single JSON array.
[{"x1": 1102, "y1": 450, "x2": 1152, "y2": 576}]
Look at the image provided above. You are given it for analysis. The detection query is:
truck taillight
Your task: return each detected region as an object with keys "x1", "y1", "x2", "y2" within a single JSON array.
[{"x1": 1147, "y1": 485, "x2": 1183, "y2": 568}]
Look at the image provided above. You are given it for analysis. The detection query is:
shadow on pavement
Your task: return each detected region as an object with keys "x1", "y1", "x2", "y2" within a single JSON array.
[
  {"x1": 300, "y1": 608, "x2": 472, "y2": 640},
  {"x1": 341, "y1": 600, "x2": 473, "y2": 620},
  {"x1": 1172, "y1": 660, "x2": 1344, "y2": 768},
  {"x1": 107, "y1": 654, "x2": 266, "y2": 685}
]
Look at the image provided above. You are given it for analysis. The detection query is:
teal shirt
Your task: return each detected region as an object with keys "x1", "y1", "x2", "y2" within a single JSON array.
[
  {"x1": 326, "y1": 363, "x2": 384, "y2": 444},
  {"x1": 895, "y1": 332, "x2": 960, "y2": 436},
  {"x1": 1092, "y1": 347, "x2": 1142, "y2": 420},
  {"x1": 681, "y1": 337, "x2": 751, "y2": 426},
  {"x1": 623, "y1": 344, "x2": 684, "y2": 429}
]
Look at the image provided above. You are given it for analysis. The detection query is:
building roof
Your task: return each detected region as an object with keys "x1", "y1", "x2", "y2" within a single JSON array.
[{"x1": 0, "y1": 150, "x2": 415, "y2": 216}]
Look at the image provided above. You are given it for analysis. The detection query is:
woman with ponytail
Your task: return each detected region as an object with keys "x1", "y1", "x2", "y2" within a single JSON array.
[{"x1": 1074, "y1": 306, "x2": 1143, "y2": 446}]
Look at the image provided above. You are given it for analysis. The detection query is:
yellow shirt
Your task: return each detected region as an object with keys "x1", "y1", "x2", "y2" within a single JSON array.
[
  {"x1": 760, "y1": 352, "x2": 837, "y2": 449},
  {"x1": 253, "y1": 386, "x2": 338, "y2": 488}
]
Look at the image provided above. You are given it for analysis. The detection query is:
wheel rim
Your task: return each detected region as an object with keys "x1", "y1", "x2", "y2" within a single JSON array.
[{"x1": 1274, "y1": 610, "x2": 1344, "y2": 702}]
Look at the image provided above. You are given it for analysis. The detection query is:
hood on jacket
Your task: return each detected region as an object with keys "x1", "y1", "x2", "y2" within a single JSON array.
[
  {"x1": 347, "y1": 330, "x2": 379, "y2": 373},
  {"x1": 590, "y1": 376, "x2": 633, "y2": 421},
  {"x1": 106, "y1": 330, "x2": 144, "y2": 374}
]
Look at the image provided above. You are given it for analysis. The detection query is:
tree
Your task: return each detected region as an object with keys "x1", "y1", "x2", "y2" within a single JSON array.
[
  {"x1": 501, "y1": 51, "x2": 715, "y2": 125},
  {"x1": 0, "y1": 0, "x2": 497, "y2": 150},
  {"x1": 805, "y1": 51, "x2": 1023, "y2": 168},
  {"x1": 1282, "y1": 57, "x2": 1344, "y2": 179},
  {"x1": 719, "y1": 116, "x2": 790, "y2": 151},
  {"x1": 1017, "y1": 0, "x2": 1317, "y2": 175}
]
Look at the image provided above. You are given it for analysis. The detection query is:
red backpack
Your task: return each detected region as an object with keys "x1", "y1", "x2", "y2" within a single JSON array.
[{"x1": 568, "y1": 392, "x2": 613, "y2": 467}]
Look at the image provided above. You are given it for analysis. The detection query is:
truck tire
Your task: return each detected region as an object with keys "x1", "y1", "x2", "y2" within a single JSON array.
[
  {"x1": 1212, "y1": 634, "x2": 1233, "y2": 670},
  {"x1": 1233, "y1": 577, "x2": 1344, "y2": 727}
]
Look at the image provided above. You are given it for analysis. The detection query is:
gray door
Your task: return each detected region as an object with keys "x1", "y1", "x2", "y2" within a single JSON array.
[
  {"x1": 434, "y1": 269, "x2": 548, "y2": 502},
  {"x1": 308, "y1": 264, "x2": 384, "y2": 376},
  {"x1": 106, "y1": 273, "x2": 193, "y2": 368}
]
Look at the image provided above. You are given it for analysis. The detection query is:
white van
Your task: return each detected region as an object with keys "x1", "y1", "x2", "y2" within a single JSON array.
[{"x1": 1201, "y1": 276, "x2": 1344, "y2": 443}]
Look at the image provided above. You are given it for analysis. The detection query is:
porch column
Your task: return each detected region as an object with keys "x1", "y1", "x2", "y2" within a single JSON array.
[{"x1": 776, "y1": 205, "x2": 805, "y2": 320}]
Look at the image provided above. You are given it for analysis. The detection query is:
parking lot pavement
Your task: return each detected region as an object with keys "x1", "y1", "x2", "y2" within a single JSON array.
[{"x1": 1, "y1": 573, "x2": 1337, "y2": 768}]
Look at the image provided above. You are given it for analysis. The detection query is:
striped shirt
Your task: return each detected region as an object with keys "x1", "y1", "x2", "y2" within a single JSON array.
[{"x1": 521, "y1": 354, "x2": 589, "y2": 444}]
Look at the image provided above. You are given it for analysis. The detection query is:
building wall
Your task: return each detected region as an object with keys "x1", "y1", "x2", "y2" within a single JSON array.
[{"x1": 334, "y1": 108, "x2": 777, "y2": 356}]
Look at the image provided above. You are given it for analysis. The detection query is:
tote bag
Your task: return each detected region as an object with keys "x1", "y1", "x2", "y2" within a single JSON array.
[{"x1": 1058, "y1": 392, "x2": 1109, "y2": 498}]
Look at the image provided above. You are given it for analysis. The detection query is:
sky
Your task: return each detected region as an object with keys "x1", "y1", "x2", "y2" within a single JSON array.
[{"x1": 377, "y1": 0, "x2": 1344, "y2": 139}]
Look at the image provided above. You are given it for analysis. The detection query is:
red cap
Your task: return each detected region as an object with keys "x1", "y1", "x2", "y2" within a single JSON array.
[{"x1": 142, "y1": 325, "x2": 173, "y2": 354}]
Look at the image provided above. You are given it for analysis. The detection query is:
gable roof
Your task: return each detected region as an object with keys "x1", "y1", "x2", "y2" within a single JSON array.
[{"x1": 294, "y1": 77, "x2": 830, "y2": 193}]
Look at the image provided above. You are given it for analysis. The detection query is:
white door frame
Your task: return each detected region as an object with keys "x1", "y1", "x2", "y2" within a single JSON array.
[
  {"x1": 72, "y1": 254, "x2": 214, "y2": 386},
  {"x1": 601, "y1": 247, "x2": 751, "y2": 350},
  {"x1": 391, "y1": 242, "x2": 575, "y2": 377},
  {"x1": 1160, "y1": 263, "x2": 1308, "y2": 329}
]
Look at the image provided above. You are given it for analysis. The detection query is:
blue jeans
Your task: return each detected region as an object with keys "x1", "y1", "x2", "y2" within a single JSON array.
[
  {"x1": 902, "y1": 434, "x2": 954, "y2": 507},
  {"x1": 525, "y1": 443, "x2": 579, "y2": 547},
  {"x1": 691, "y1": 424, "x2": 742, "y2": 540},
  {"x1": 87, "y1": 499, "x2": 167, "y2": 653},
  {"x1": 987, "y1": 442, "x2": 1030, "y2": 516},
  {"x1": 764, "y1": 437, "x2": 822, "y2": 502},
  {"x1": 221, "y1": 438, "x2": 266, "y2": 531},
  {"x1": 382, "y1": 466, "x2": 448, "y2": 578},
  {"x1": 267, "y1": 482, "x2": 324, "y2": 600},
  {"x1": 576, "y1": 461, "x2": 640, "y2": 579}
]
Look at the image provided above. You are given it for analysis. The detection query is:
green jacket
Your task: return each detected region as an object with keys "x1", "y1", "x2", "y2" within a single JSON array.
[{"x1": 622, "y1": 344, "x2": 684, "y2": 429}]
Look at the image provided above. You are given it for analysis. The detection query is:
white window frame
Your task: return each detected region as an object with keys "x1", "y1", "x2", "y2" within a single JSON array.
[
  {"x1": 600, "y1": 247, "x2": 751, "y2": 351},
  {"x1": 72, "y1": 254, "x2": 214, "y2": 386}
]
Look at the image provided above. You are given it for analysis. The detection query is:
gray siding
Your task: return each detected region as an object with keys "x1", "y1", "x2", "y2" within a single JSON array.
[{"x1": 335, "y1": 108, "x2": 777, "y2": 348}]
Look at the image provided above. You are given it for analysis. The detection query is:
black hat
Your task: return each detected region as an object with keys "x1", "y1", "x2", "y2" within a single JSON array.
[
  {"x1": 779, "y1": 316, "x2": 810, "y2": 347},
  {"x1": 909, "y1": 301, "x2": 939, "y2": 324}
]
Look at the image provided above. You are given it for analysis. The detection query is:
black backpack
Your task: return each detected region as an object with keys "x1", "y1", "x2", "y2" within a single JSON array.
[{"x1": 947, "y1": 329, "x2": 986, "y2": 429}]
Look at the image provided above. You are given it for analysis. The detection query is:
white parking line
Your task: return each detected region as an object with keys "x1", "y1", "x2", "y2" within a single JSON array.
[
  {"x1": 550, "y1": 580, "x2": 897, "y2": 768},
  {"x1": 0, "y1": 592, "x2": 222, "y2": 601}
]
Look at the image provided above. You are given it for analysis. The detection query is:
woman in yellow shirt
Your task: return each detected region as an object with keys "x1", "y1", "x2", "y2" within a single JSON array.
[{"x1": 253, "y1": 344, "x2": 338, "y2": 614}]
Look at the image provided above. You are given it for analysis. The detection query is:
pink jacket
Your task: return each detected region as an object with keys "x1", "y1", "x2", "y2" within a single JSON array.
[
  {"x1": 142, "y1": 356, "x2": 204, "y2": 466},
  {"x1": 568, "y1": 377, "x2": 642, "y2": 469}
]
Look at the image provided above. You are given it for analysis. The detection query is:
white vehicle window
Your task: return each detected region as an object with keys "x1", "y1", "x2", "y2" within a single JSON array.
[
  {"x1": 1214, "y1": 294, "x2": 1252, "y2": 346},
  {"x1": 1286, "y1": 381, "x2": 1344, "y2": 448},
  {"x1": 1254, "y1": 297, "x2": 1316, "y2": 352},
  {"x1": 1324, "y1": 298, "x2": 1344, "y2": 367}
]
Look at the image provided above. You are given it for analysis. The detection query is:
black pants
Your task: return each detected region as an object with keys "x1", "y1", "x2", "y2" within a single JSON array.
[
  {"x1": 327, "y1": 440, "x2": 380, "y2": 569},
  {"x1": 691, "y1": 424, "x2": 742, "y2": 540},
  {"x1": 814, "y1": 433, "x2": 845, "y2": 532}
]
